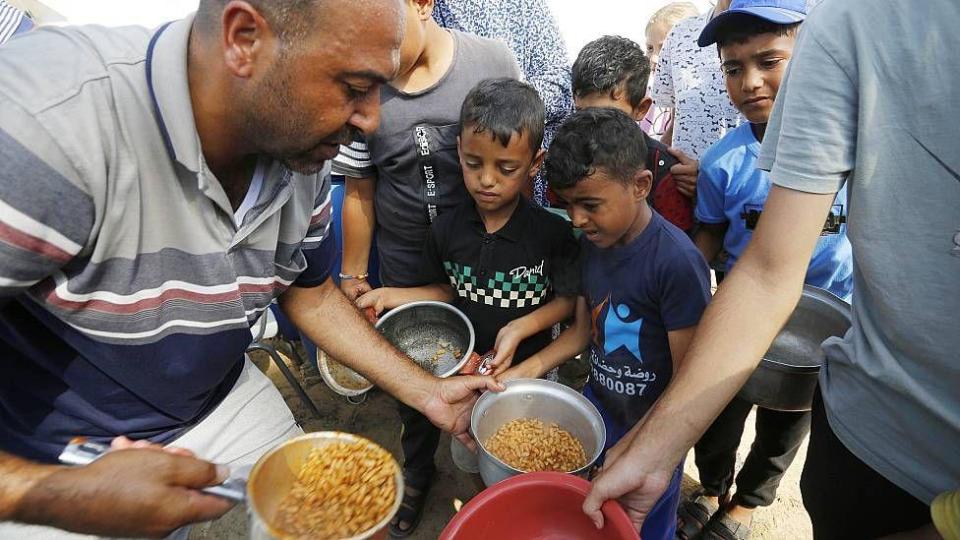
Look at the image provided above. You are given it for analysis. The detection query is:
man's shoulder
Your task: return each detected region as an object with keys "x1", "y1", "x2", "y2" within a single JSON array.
[{"x1": 0, "y1": 24, "x2": 150, "y2": 115}]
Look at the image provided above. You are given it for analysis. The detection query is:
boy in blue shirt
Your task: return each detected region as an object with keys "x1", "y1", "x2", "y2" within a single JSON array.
[
  {"x1": 675, "y1": 2, "x2": 854, "y2": 538},
  {"x1": 500, "y1": 107, "x2": 712, "y2": 540}
]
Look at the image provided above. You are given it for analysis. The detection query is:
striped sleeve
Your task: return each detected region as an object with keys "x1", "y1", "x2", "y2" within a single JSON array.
[
  {"x1": 0, "y1": 1, "x2": 25, "y2": 45},
  {"x1": 0, "y1": 107, "x2": 93, "y2": 298},
  {"x1": 294, "y1": 173, "x2": 336, "y2": 287},
  {"x1": 330, "y1": 137, "x2": 375, "y2": 178}
]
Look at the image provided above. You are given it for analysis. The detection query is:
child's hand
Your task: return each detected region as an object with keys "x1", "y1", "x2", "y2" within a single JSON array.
[
  {"x1": 356, "y1": 288, "x2": 388, "y2": 316},
  {"x1": 339, "y1": 277, "x2": 372, "y2": 301},
  {"x1": 495, "y1": 365, "x2": 525, "y2": 383},
  {"x1": 667, "y1": 146, "x2": 699, "y2": 199},
  {"x1": 491, "y1": 321, "x2": 528, "y2": 375}
]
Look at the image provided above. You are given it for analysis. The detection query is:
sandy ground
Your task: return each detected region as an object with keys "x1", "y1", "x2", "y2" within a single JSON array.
[{"x1": 190, "y1": 345, "x2": 811, "y2": 540}]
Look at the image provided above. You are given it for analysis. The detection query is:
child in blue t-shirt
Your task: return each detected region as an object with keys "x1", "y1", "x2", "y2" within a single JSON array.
[
  {"x1": 500, "y1": 108, "x2": 712, "y2": 540},
  {"x1": 673, "y1": 2, "x2": 855, "y2": 539}
]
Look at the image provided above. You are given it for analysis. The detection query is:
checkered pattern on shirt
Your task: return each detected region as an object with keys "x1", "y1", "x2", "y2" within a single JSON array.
[{"x1": 444, "y1": 261, "x2": 549, "y2": 309}]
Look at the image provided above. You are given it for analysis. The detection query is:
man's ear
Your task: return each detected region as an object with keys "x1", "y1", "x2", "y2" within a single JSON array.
[
  {"x1": 633, "y1": 168, "x2": 654, "y2": 200},
  {"x1": 633, "y1": 96, "x2": 654, "y2": 122},
  {"x1": 221, "y1": 0, "x2": 275, "y2": 79},
  {"x1": 528, "y1": 148, "x2": 547, "y2": 179}
]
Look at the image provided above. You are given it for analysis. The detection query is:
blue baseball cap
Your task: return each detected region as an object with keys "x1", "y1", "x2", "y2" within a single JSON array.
[{"x1": 698, "y1": 0, "x2": 806, "y2": 47}]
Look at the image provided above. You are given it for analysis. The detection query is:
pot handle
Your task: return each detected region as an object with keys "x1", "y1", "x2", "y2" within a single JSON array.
[{"x1": 58, "y1": 437, "x2": 247, "y2": 503}]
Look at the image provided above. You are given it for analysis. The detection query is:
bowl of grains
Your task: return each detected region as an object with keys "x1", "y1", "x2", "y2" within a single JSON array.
[
  {"x1": 317, "y1": 348, "x2": 374, "y2": 397},
  {"x1": 374, "y1": 301, "x2": 475, "y2": 378},
  {"x1": 247, "y1": 432, "x2": 402, "y2": 540},
  {"x1": 471, "y1": 379, "x2": 606, "y2": 487}
]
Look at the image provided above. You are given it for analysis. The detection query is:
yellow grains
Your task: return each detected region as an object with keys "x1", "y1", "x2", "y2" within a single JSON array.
[
  {"x1": 273, "y1": 441, "x2": 398, "y2": 539},
  {"x1": 485, "y1": 418, "x2": 588, "y2": 473}
]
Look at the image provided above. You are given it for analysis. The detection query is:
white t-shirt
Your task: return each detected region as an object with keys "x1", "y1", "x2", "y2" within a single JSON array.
[
  {"x1": 759, "y1": 0, "x2": 960, "y2": 504},
  {"x1": 650, "y1": 11, "x2": 741, "y2": 159}
]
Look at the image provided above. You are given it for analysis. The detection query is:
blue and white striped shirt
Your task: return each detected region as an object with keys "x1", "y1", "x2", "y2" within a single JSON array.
[{"x1": 0, "y1": 0, "x2": 30, "y2": 45}]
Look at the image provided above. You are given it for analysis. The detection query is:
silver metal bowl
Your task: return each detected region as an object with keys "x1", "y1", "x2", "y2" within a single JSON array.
[
  {"x1": 471, "y1": 379, "x2": 606, "y2": 487},
  {"x1": 737, "y1": 285, "x2": 852, "y2": 411},
  {"x1": 375, "y1": 301, "x2": 475, "y2": 378}
]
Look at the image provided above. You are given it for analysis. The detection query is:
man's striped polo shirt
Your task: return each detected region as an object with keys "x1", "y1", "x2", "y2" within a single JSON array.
[{"x1": 0, "y1": 16, "x2": 335, "y2": 461}]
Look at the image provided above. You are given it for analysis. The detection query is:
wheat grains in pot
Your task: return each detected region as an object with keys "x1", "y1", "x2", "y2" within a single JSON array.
[
  {"x1": 273, "y1": 441, "x2": 398, "y2": 538},
  {"x1": 485, "y1": 418, "x2": 588, "y2": 473}
]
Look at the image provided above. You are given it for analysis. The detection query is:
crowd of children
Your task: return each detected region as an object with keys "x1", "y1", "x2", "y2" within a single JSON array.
[
  {"x1": 326, "y1": 1, "x2": 957, "y2": 539},
  {"x1": 0, "y1": 0, "x2": 955, "y2": 538}
]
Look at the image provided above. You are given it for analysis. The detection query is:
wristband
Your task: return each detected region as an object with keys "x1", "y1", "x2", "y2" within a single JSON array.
[{"x1": 338, "y1": 272, "x2": 369, "y2": 281}]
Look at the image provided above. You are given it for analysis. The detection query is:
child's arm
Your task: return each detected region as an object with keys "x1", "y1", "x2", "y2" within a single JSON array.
[
  {"x1": 356, "y1": 284, "x2": 454, "y2": 316},
  {"x1": 340, "y1": 176, "x2": 377, "y2": 300},
  {"x1": 489, "y1": 295, "x2": 576, "y2": 374},
  {"x1": 498, "y1": 296, "x2": 590, "y2": 381},
  {"x1": 694, "y1": 223, "x2": 728, "y2": 269}
]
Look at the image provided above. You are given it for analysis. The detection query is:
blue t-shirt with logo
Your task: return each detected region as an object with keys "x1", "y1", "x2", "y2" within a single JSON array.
[
  {"x1": 696, "y1": 122, "x2": 853, "y2": 300},
  {"x1": 581, "y1": 212, "x2": 711, "y2": 439}
]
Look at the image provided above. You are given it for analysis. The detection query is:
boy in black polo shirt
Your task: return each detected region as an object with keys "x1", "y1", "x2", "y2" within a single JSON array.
[
  {"x1": 358, "y1": 78, "x2": 580, "y2": 372},
  {"x1": 357, "y1": 78, "x2": 580, "y2": 523}
]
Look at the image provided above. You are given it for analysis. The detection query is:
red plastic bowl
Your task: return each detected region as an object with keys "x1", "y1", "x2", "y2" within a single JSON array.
[{"x1": 440, "y1": 472, "x2": 640, "y2": 540}]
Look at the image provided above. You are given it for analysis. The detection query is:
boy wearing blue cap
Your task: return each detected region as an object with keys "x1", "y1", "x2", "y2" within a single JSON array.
[{"x1": 676, "y1": 2, "x2": 854, "y2": 539}]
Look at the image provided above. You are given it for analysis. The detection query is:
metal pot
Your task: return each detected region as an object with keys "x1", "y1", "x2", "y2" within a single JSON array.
[
  {"x1": 737, "y1": 285, "x2": 852, "y2": 411},
  {"x1": 470, "y1": 379, "x2": 606, "y2": 487},
  {"x1": 375, "y1": 301, "x2": 475, "y2": 378},
  {"x1": 246, "y1": 432, "x2": 403, "y2": 540}
]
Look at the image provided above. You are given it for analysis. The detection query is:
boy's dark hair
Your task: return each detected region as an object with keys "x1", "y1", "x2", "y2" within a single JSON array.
[
  {"x1": 459, "y1": 78, "x2": 546, "y2": 154},
  {"x1": 714, "y1": 15, "x2": 801, "y2": 49},
  {"x1": 546, "y1": 108, "x2": 648, "y2": 190},
  {"x1": 571, "y1": 36, "x2": 651, "y2": 110}
]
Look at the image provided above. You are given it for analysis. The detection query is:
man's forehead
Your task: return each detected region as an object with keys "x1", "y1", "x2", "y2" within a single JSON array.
[{"x1": 320, "y1": 0, "x2": 403, "y2": 76}]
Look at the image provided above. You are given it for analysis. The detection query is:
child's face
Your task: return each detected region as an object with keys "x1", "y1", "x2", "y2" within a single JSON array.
[
  {"x1": 575, "y1": 91, "x2": 652, "y2": 123},
  {"x1": 458, "y1": 127, "x2": 543, "y2": 214},
  {"x1": 554, "y1": 168, "x2": 652, "y2": 249},
  {"x1": 645, "y1": 21, "x2": 672, "y2": 73},
  {"x1": 720, "y1": 32, "x2": 795, "y2": 124}
]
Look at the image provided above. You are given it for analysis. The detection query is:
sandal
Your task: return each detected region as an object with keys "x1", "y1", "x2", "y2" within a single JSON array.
[
  {"x1": 675, "y1": 492, "x2": 720, "y2": 540},
  {"x1": 699, "y1": 512, "x2": 752, "y2": 540},
  {"x1": 389, "y1": 468, "x2": 435, "y2": 538}
]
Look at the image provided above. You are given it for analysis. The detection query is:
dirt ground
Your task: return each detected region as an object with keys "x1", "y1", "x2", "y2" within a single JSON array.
[{"x1": 190, "y1": 345, "x2": 811, "y2": 540}]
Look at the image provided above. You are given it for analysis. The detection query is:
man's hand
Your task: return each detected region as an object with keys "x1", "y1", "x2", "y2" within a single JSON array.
[
  {"x1": 667, "y1": 147, "x2": 699, "y2": 199},
  {"x1": 16, "y1": 447, "x2": 233, "y2": 538},
  {"x1": 583, "y1": 460, "x2": 674, "y2": 531},
  {"x1": 420, "y1": 375, "x2": 504, "y2": 451},
  {"x1": 339, "y1": 277, "x2": 372, "y2": 302}
]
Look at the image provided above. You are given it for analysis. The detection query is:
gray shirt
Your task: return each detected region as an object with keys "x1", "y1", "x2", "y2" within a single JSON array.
[
  {"x1": 759, "y1": 0, "x2": 960, "y2": 503},
  {"x1": 333, "y1": 30, "x2": 520, "y2": 286}
]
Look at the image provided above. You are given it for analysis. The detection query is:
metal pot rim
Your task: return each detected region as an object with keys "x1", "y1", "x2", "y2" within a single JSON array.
[
  {"x1": 374, "y1": 300, "x2": 476, "y2": 378},
  {"x1": 247, "y1": 432, "x2": 403, "y2": 540}
]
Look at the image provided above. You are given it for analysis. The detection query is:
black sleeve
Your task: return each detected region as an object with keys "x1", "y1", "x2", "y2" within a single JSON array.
[{"x1": 548, "y1": 218, "x2": 582, "y2": 297}]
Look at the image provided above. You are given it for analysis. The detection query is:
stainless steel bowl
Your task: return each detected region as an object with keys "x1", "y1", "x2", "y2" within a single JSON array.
[
  {"x1": 471, "y1": 379, "x2": 606, "y2": 487},
  {"x1": 737, "y1": 285, "x2": 852, "y2": 411},
  {"x1": 375, "y1": 301, "x2": 475, "y2": 378},
  {"x1": 247, "y1": 432, "x2": 403, "y2": 540}
]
